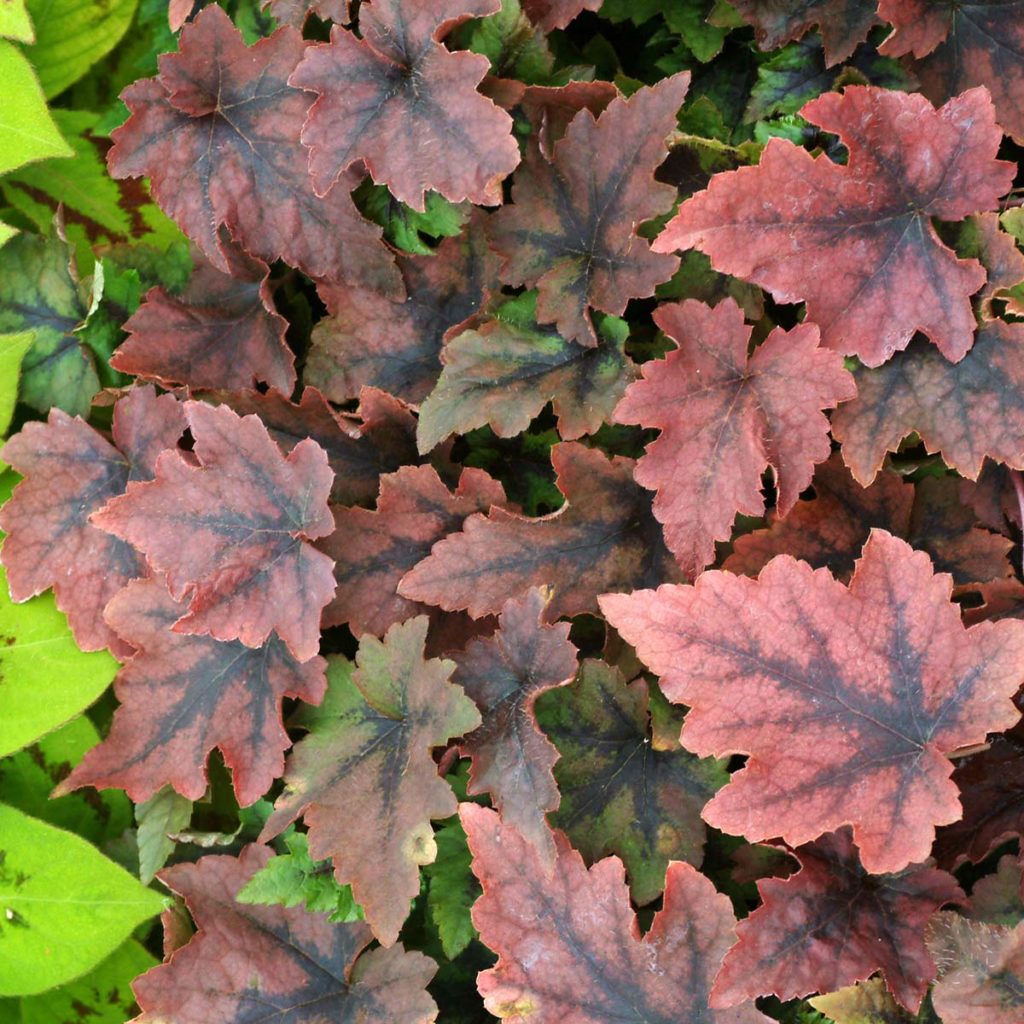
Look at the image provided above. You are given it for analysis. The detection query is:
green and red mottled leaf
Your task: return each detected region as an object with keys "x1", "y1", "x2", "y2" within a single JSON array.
[
  {"x1": 0, "y1": 386, "x2": 185, "y2": 658},
  {"x1": 809, "y1": 979, "x2": 926, "y2": 1024},
  {"x1": 520, "y1": 0, "x2": 600, "y2": 31},
  {"x1": 108, "y1": 5, "x2": 401, "y2": 289},
  {"x1": 537, "y1": 658, "x2": 728, "y2": 905},
  {"x1": 416, "y1": 294, "x2": 635, "y2": 453},
  {"x1": 290, "y1": 0, "x2": 520, "y2": 209},
  {"x1": 926, "y1": 913, "x2": 1024, "y2": 1024},
  {"x1": 615, "y1": 298, "x2": 853, "y2": 578},
  {"x1": 461, "y1": 803, "x2": 769, "y2": 1024},
  {"x1": 950, "y1": 213, "x2": 1024, "y2": 319},
  {"x1": 489, "y1": 74, "x2": 689, "y2": 346},
  {"x1": 113, "y1": 242, "x2": 292, "y2": 393},
  {"x1": 452, "y1": 587, "x2": 577, "y2": 864},
  {"x1": 58, "y1": 577, "x2": 326, "y2": 807},
  {"x1": 969, "y1": 855, "x2": 1024, "y2": 926},
  {"x1": 879, "y1": 1, "x2": 1024, "y2": 142},
  {"x1": 260, "y1": 619, "x2": 481, "y2": 945},
  {"x1": 133, "y1": 846, "x2": 438, "y2": 1023},
  {"x1": 833, "y1": 323, "x2": 1024, "y2": 485},
  {"x1": 656, "y1": 86, "x2": 1015, "y2": 365},
  {"x1": 400, "y1": 441, "x2": 681, "y2": 621},
  {"x1": 731, "y1": 0, "x2": 879, "y2": 65},
  {"x1": 319, "y1": 465, "x2": 506, "y2": 638},
  {"x1": 92, "y1": 400, "x2": 335, "y2": 662},
  {"x1": 600, "y1": 530, "x2": 1024, "y2": 874},
  {"x1": 711, "y1": 828, "x2": 962, "y2": 1011},
  {"x1": 308, "y1": 217, "x2": 500, "y2": 405}
]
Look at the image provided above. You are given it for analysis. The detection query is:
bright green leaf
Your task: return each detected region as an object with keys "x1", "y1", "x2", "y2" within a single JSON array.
[
  {"x1": 0, "y1": 0, "x2": 32, "y2": 43},
  {"x1": 135, "y1": 786, "x2": 193, "y2": 885},
  {"x1": 425, "y1": 819, "x2": 478, "y2": 959},
  {"x1": 0, "y1": 225, "x2": 16, "y2": 248},
  {"x1": 0, "y1": 332, "x2": 34, "y2": 464}
]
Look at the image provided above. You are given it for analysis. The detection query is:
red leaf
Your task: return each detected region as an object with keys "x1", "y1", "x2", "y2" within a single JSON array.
[
  {"x1": 711, "y1": 828, "x2": 962, "y2": 1011},
  {"x1": 264, "y1": 0, "x2": 351, "y2": 29},
  {"x1": 319, "y1": 464, "x2": 506, "y2": 637},
  {"x1": 58, "y1": 577, "x2": 326, "y2": 806},
  {"x1": 0, "y1": 386, "x2": 185, "y2": 658},
  {"x1": 108, "y1": 5, "x2": 401, "y2": 289},
  {"x1": 113, "y1": 243, "x2": 293, "y2": 393},
  {"x1": 616, "y1": 298, "x2": 853, "y2": 578},
  {"x1": 454, "y1": 587, "x2": 578, "y2": 864},
  {"x1": 92, "y1": 401, "x2": 335, "y2": 662},
  {"x1": 461, "y1": 803, "x2": 769, "y2": 1024},
  {"x1": 879, "y1": 0, "x2": 1024, "y2": 143},
  {"x1": 833, "y1": 322, "x2": 1024, "y2": 484},
  {"x1": 520, "y1": 0, "x2": 600, "y2": 31},
  {"x1": 657, "y1": 86, "x2": 1015, "y2": 365},
  {"x1": 600, "y1": 530, "x2": 1024, "y2": 874},
  {"x1": 260, "y1": 618, "x2": 482, "y2": 945},
  {"x1": 489, "y1": 75, "x2": 689, "y2": 345},
  {"x1": 399, "y1": 442, "x2": 682, "y2": 621},
  {"x1": 517, "y1": 81, "x2": 618, "y2": 158},
  {"x1": 133, "y1": 846, "x2": 438, "y2": 1023},
  {"x1": 290, "y1": 0, "x2": 520, "y2": 209}
]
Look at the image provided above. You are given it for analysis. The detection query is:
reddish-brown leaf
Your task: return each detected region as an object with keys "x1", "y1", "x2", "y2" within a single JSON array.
[
  {"x1": 969, "y1": 855, "x2": 1024, "y2": 926},
  {"x1": 516, "y1": 81, "x2": 618, "y2": 158},
  {"x1": 520, "y1": 0, "x2": 600, "y2": 31},
  {"x1": 319, "y1": 465, "x2": 506, "y2": 637},
  {"x1": 461, "y1": 803, "x2": 769, "y2": 1024},
  {"x1": 656, "y1": 86, "x2": 1015, "y2": 365},
  {"x1": 113, "y1": 242, "x2": 293, "y2": 393},
  {"x1": 879, "y1": 1, "x2": 1024, "y2": 142},
  {"x1": 290, "y1": 0, "x2": 520, "y2": 209},
  {"x1": 453, "y1": 587, "x2": 577, "y2": 865},
  {"x1": 0, "y1": 386, "x2": 185, "y2": 658},
  {"x1": 731, "y1": 0, "x2": 879, "y2": 65},
  {"x1": 400, "y1": 442, "x2": 682, "y2": 621},
  {"x1": 599, "y1": 530, "x2": 1024, "y2": 874},
  {"x1": 108, "y1": 5, "x2": 401, "y2": 289},
  {"x1": 489, "y1": 75, "x2": 689, "y2": 345},
  {"x1": 833, "y1": 322, "x2": 1024, "y2": 484},
  {"x1": 711, "y1": 828, "x2": 962, "y2": 1011},
  {"x1": 260, "y1": 618, "x2": 481, "y2": 945},
  {"x1": 616, "y1": 298, "x2": 853, "y2": 578},
  {"x1": 264, "y1": 0, "x2": 350, "y2": 29},
  {"x1": 58, "y1": 577, "x2": 326, "y2": 806},
  {"x1": 133, "y1": 846, "x2": 438, "y2": 1023},
  {"x1": 92, "y1": 400, "x2": 335, "y2": 663}
]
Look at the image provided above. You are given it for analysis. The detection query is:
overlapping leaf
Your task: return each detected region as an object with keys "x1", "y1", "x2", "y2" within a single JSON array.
[
  {"x1": 600, "y1": 530, "x2": 1024, "y2": 874},
  {"x1": 732, "y1": 0, "x2": 879, "y2": 65},
  {"x1": 0, "y1": 386, "x2": 184, "y2": 657},
  {"x1": 616, "y1": 298, "x2": 853, "y2": 577},
  {"x1": 809, "y1": 979, "x2": 929, "y2": 1024},
  {"x1": 520, "y1": 0, "x2": 600, "y2": 31},
  {"x1": 92, "y1": 400, "x2": 335, "y2": 662},
  {"x1": 461, "y1": 803, "x2": 769, "y2": 1024},
  {"x1": 260, "y1": 619, "x2": 481, "y2": 945},
  {"x1": 657, "y1": 86, "x2": 1015, "y2": 365}
]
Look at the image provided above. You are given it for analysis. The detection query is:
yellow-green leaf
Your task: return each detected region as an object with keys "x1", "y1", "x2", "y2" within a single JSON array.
[{"x1": 0, "y1": 0, "x2": 33, "y2": 43}]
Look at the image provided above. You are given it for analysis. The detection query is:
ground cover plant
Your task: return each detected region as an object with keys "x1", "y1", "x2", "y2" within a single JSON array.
[{"x1": 3, "y1": 0, "x2": 1024, "y2": 1020}]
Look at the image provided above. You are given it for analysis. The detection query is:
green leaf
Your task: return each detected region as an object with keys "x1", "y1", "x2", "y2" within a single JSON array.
[
  {"x1": 0, "y1": 563, "x2": 119, "y2": 758},
  {"x1": 353, "y1": 180, "x2": 469, "y2": 255},
  {"x1": 21, "y1": 0, "x2": 137, "y2": 99},
  {"x1": 135, "y1": 786, "x2": 193, "y2": 885},
  {"x1": 0, "y1": 803, "x2": 165, "y2": 996},
  {"x1": 0, "y1": 41, "x2": 72, "y2": 176},
  {"x1": 0, "y1": 0, "x2": 33, "y2": 43},
  {"x1": 454, "y1": 0, "x2": 554, "y2": 83},
  {"x1": 0, "y1": 332, "x2": 34, "y2": 459},
  {"x1": 425, "y1": 819, "x2": 478, "y2": 959},
  {"x1": 0, "y1": 225, "x2": 16, "y2": 248},
  {"x1": 663, "y1": 1, "x2": 729, "y2": 63}
]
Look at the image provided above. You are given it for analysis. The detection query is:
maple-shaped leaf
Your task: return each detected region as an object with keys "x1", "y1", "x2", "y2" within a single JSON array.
[
  {"x1": 809, "y1": 978, "x2": 927, "y2": 1024},
  {"x1": 879, "y1": 1, "x2": 1024, "y2": 143},
  {"x1": 113, "y1": 242, "x2": 293, "y2": 393},
  {"x1": 537, "y1": 658, "x2": 728, "y2": 906},
  {"x1": 400, "y1": 442, "x2": 681, "y2": 621},
  {"x1": 308, "y1": 217, "x2": 499, "y2": 405},
  {"x1": 133, "y1": 846, "x2": 439, "y2": 1023},
  {"x1": 264, "y1": 0, "x2": 350, "y2": 29},
  {"x1": 92, "y1": 400, "x2": 335, "y2": 662},
  {"x1": 617, "y1": 298, "x2": 853, "y2": 578},
  {"x1": 834, "y1": 323, "x2": 1024, "y2": 484},
  {"x1": 416, "y1": 294, "x2": 635, "y2": 453},
  {"x1": 320, "y1": 465, "x2": 506, "y2": 638},
  {"x1": 489, "y1": 74, "x2": 690, "y2": 346},
  {"x1": 712, "y1": 828, "x2": 962, "y2": 1011},
  {"x1": 731, "y1": 0, "x2": 879, "y2": 65},
  {"x1": 289, "y1": 0, "x2": 520, "y2": 209},
  {"x1": 0, "y1": 386, "x2": 185, "y2": 658},
  {"x1": 452, "y1": 587, "x2": 577, "y2": 864},
  {"x1": 600, "y1": 530, "x2": 1024, "y2": 874},
  {"x1": 461, "y1": 803, "x2": 769, "y2": 1024},
  {"x1": 926, "y1": 913, "x2": 1024, "y2": 1024},
  {"x1": 58, "y1": 577, "x2": 326, "y2": 807},
  {"x1": 108, "y1": 5, "x2": 401, "y2": 290},
  {"x1": 520, "y1": 0, "x2": 600, "y2": 31},
  {"x1": 260, "y1": 619, "x2": 481, "y2": 945},
  {"x1": 656, "y1": 86, "x2": 1015, "y2": 365}
]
